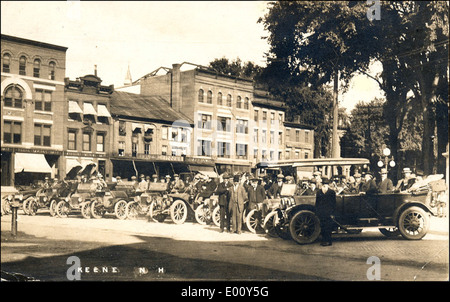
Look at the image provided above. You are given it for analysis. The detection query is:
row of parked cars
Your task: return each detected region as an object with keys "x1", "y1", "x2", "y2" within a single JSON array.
[{"x1": 2, "y1": 158, "x2": 447, "y2": 245}]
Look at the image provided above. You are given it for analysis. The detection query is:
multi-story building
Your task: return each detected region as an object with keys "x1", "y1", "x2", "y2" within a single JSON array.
[
  {"x1": 63, "y1": 72, "x2": 114, "y2": 180},
  {"x1": 1, "y1": 34, "x2": 67, "y2": 185},
  {"x1": 109, "y1": 90, "x2": 195, "y2": 179}
]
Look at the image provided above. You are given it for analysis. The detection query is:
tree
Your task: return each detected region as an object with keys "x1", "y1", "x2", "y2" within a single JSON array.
[{"x1": 208, "y1": 57, "x2": 262, "y2": 80}]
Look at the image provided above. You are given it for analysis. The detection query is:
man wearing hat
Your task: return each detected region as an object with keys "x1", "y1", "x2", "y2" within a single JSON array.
[
  {"x1": 171, "y1": 174, "x2": 185, "y2": 193},
  {"x1": 303, "y1": 178, "x2": 318, "y2": 196},
  {"x1": 360, "y1": 172, "x2": 378, "y2": 194},
  {"x1": 315, "y1": 177, "x2": 336, "y2": 246},
  {"x1": 395, "y1": 167, "x2": 414, "y2": 192},
  {"x1": 229, "y1": 174, "x2": 248, "y2": 234},
  {"x1": 268, "y1": 174, "x2": 284, "y2": 199},
  {"x1": 248, "y1": 176, "x2": 266, "y2": 211},
  {"x1": 313, "y1": 171, "x2": 323, "y2": 189},
  {"x1": 378, "y1": 168, "x2": 394, "y2": 194},
  {"x1": 216, "y1": 172, "x2": 233, "y2": 232},
  {"x1": 137, "y1": 174, "x2": 148, "y2": 192}
]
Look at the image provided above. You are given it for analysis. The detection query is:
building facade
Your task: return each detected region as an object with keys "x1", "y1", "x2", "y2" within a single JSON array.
[{"x1": 1, "y1": 34, "x2": 67, "y2": 185}]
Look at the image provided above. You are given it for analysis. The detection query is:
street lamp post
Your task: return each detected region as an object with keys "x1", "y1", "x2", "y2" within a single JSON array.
[{"x1": 378, "y1": 147, "x2": 396, "y2": 170}]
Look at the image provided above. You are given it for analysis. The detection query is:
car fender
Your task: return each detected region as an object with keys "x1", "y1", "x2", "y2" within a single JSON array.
[
  {"x1": 286, "y1": 203, "x2": 316, "y2": 219},
  {"x1": 393, "y1": 201, "x2": 435, "y2": 225}
]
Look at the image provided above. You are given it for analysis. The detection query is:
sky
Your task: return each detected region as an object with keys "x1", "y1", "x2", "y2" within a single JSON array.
[{"x1": 1, "y1": 1, "x2": 384, "y2": 112}]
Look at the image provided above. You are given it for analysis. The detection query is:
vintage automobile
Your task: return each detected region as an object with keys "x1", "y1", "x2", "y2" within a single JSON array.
[
  {"x1": 259, "y1": 158, "x2": 446, "y2": 244},
  {"x1": 27, "y1": 181, "x2": 72, "y2": 216},
  {"x1": 1, "y1": 186, "x2": 23, "y2": 215},
  {"x1": 194, "y1": 194, "x2": 219, "y2": 225},
  {"x1": 55, "y1": 182, "x2": 93, "y2": 219},
  {"x1": 89, "y1": 183, "x2": 131, "y2": 220},
  {"x1": 126, "y1": 182, "x2": 167, "y2": 220}
]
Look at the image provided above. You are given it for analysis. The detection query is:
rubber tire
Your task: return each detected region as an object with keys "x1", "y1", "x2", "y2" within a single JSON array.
[
  {"x1": 170, "y1": 199, "x2": 187, "y2": 224},
  {"x1": 289, "y1": 210, "x2": 321, "y2": 245},
  {"x1": 397, "y1": 206, "x2": 430, "y2": 240}
]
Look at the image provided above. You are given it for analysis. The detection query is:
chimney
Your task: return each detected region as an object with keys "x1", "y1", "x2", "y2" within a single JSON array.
[
  {"x1": 94, "y1": 65, "x2": 97, "y2": 77},
  {"x1": 171, "y1": 63, "x2": 182, "y2": 112}
]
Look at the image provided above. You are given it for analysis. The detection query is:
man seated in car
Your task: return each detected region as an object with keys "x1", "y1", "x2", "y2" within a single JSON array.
[
  {"x1": 196, "y1": 174, "x2": 217, "y2": 204},
  {"x1": 360, "y1": 172, "x2": 378, "y2": 194}
]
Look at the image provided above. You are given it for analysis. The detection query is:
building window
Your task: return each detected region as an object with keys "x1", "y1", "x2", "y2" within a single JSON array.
[
  {"x1": 262, "y1": 111, "x2": 267, "y2": 123},
  {"x1": 48, "y1": 61, "x2": 56, "y2": 80},
  {"x1": 261, "y1": 130, "x2": 267, "y2": 143},
  {"x1": 254, "y1": 148, "x2": 258, "y2": 159},
  {"x1": 244, "y1": 97, "x2": 249, "y2": 110},
  {"x1": 295, "y1": 150, "x2": 300, "y2": 159},
  {"x1": 161, "y1": 126, "x2": 168, "y2": 140},
  {"x1": 217, "y1": 141, "x2": 231, "y2": 158},
  {"x1": 3, "y1": 121, "x2": 22, "y2": 144},
  {"x1": 34, "y1": 124, "x2": 51, "y2": 146},
  {"x1": 82, "y1": 132, "x2": 91, "y2": 151},
  {"x1": 132, "y1": 142, "x2": 138, "y2": 157},
  {"x1": 270, "y1": 112, "x2": 275, "y2": 125},
  {"x1": 217, "y1": 116, "x2": 231, "y2": 132},
  {"x1": 19, "y1": 56, "x2": 27, "y2": 75},
  {"x1": 278, "y1": 131, "x2": 283, "y2": 145},
  {"x1": 207, "y1": 90, "x2": 212, "y2": 104},
  {"x1": 217, "y1": 92, "x2": 223, "y2": 106},
  {"x1": 295, "y1": 130, "x2": 300, "y2": 142},
  {"x1": 278, "y1": 151, "x2": 283, "y2": 160},
  {"x1": 270, "y1": 151, "x2": 275, "y2": 161},
  {"x1": 4, "y1": 85, "x2": 23, "y2": 108},
  {"x1": 262, "y1": 150, "x2": 267, "y2": 161},
  {"x1": 286, "y1": 129, "x2": 290, "y2": 141},
  {"x1": 236, "y1": 96, "x2": 242, "y2": 108},
  {"x1": 304, "y1": 152, "x2": 309, "y2": 159},
  {"x1": 96, "y1": 132, "x2": 105, "y2": 152},
  {"x1": 198, "y1": 89, "x2": 204, "y2": 103},
  {"x1": 161, "y1": 145, "x2": 168, "y2": 156},
  {"x1": 270, "y1": 131, "x2": 274, "y2": 144},
  {"x1": 236, "y1": 144, "x2": 248, "y2": 159},
  {"x1": 2, "y1": 53, "x2": 11, "y2": 73},
  {"x1": 68, "y1": 130, "x2": 77, "y2": 150},
  {"x1": 285, "y1": 150, "x2": 290, "y2": 160},
  {"x1": 33, "y1": 59, "x2": 41, "y2": 78},
  {"x1": 254, "y1": 110, "x2": 259, "y2": 122},
  {"x1": 35, "y1": 89, "x2": 52, "y2": 111},
  {"x1": 197, "y1": 140, "x2": 211, "y2": 156},
  {"x1": 305, "y1": 131, "x2": 310, "y2": 143},
  {"x1": 118, "y1": 141, "x2": 125, "y2": 156},
  {"x1": 253, "y1": 129, "x2": 258, "y2": 143},
  {"x1": 198, "y1": 113, "x2": 211, "y2": 129},
  {"x1": 118, "y1": 121, "x2": 126, "y2": 136},
  {"x1": 144, "y1": 143, "x2": 151, "y2": 155},
  {"x1": 226, "y1": 94, "x2": 232, "y2": 107},
  {"x1": 279, "y1": 113, "x2": 284, "y2": 125},
  {"x1": 236, "y1": 119, "x2": 248, "y2": 134}
]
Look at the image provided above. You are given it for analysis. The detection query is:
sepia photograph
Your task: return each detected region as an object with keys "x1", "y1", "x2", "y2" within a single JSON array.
[{"x1": 1, "y1": 0, "x2": 448, "y2": 291}]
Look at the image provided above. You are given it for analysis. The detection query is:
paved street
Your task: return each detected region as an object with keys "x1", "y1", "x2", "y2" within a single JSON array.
[{"x1": 1, "y1": 210, "x2": 448, "y2": 282}]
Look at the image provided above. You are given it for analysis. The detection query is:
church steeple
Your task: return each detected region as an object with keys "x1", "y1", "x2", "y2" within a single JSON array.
[{"x1": 124, "y1": 64, "x2": 132, "y2": 86}]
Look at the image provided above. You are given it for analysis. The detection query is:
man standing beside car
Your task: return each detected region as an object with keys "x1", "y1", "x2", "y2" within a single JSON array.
[
  {"x1": 315, "y1": 177, "x2": 336, "y2": 246},
  {"x1": 216, "y1": 173, "x2": 232, "y2": 233},
  {"x1": 230, "y1": 174, "x2": 248, "y2": 234}
]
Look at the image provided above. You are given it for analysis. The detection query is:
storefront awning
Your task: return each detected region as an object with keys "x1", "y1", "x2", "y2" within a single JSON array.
[
  {"x1": 83, "y1": 103, "x2": 97, "y2": 115},
  {"x1": 68, "y1": 101, "x2": 83, "y2": 114},
  {"x1": 188, "y1": 165, "x2": 218, "y2": 178},
  {"x1": 132, "y1": 123, "x2": 142, "y2": 131},
  {"x1": 14, "y1": 153, "x2": 52, "y2": 174},
  {"x1": 66, "y1": 158, "x2": 82, "y2": 172},
  {"x1": 97, "y1": 104, "x2": 111, "y2": 118}
]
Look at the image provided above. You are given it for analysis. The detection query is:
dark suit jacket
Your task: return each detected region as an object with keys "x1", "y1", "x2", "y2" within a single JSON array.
[
  {"x1": 248, "y1": 185, "x2": 266, "y2": 206},
  {"x1": 378, "y1": 178, "x2": 394, "y2": 194},
  {"x1": 199, "y1": 180, "x2": 217, "y2": 198},
  {"x1": 315, "y1": 188, "x2": 336, "y2": 219},
  {"x1": 360, "y1": 179, "x2": 378, "y2": 194},
  {"x1": 216, "y1": 181, "x2": 232, "y2": 206},
  {"x1": 268, "y1": 182, "x2": 283, "y2": 198}
]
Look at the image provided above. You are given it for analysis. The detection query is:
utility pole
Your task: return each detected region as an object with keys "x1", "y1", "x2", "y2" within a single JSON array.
[{"x1": 331, "y1": 68, "x2": 339, "y2": 159}]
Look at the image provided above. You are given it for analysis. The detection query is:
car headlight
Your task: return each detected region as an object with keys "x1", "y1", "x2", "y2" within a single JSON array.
[
  {"x1": 7, "y1": 195, "x2": 13, "y2": 201},
  {"x1": 78, "y1": 197, "x2": 82, "y2": 202},
  {"x1": 43, "y1": 196, "x2": 48, "y2": 202},
  {"x1": 65, "y1": 197, "x2": 70, "y2": 202},
  {"x1": 17, "y1": 194, "x2": 23, "y2": 201}
]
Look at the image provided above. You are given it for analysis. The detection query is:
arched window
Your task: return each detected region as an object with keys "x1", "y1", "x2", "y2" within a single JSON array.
[
  {"x1": 244, "y1": 97, "x2": 249, "y2": 109},
  {"x1": 4, "y1": 85, "x2": 24, "y2": 108},
  {"x1": 207, "y1": 90, "x2": 212, "y2": 104},
  {"x1": 2, "y1": 53, "x2": 11, "y2": 73},
  {"x1": 48, "y1": 61, "x2": 56, "y2": 80},
  {"x1": 217, "y1": 92, "x2": 223, "y2": 106},
  {"x1": 236, "y1": 96, "x2": 242, "y2": 108},
  {"x1": 226, "y1": 94, "x2": 232, "y2": 107},
  {"x1": 198, "y1": 89, "x2": 204, "y2": 103},
  {"x1": 19, "y1": 56, "x2": 27, "y2": 75},
  {"x1": 33, "y1": 59, "x2": 41, "y2": 78}
]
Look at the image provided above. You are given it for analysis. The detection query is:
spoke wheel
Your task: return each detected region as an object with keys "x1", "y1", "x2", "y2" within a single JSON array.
[
  {"x1": 170, "y1": 199, "x2": 187, "y2": 224},
  {"x1": 22, "y1": 197, "x2": 33, "y2": 215},
  {"x1": 195, "y1": 204, "x2": 211, "y2": 225},
  {"x1": 29, "y1": 200, "x2": 39, "y2": 216},
  {"x1": 126, "y1": 202, "x2": 139, "y2": 220},
  {"x1": 114, "y1": 200, "x2": 128, "y2": 220},
  {"x1": 91, "y1": 199, "x2": 105, "y2": 219},
  {"x1": 246, "y1": 209, "x2": 262, "y2": 234},
  {"x1": 80, "y1": 202, "x2": 91, "y2": 219},
  {"x1": 56, "y1": 201, "x2": 70, "y2": 218},
  {"x1": 263, "y1": 211, "x2": 278, "y2": 238},
  {"x1": 49, "y1": 199, "x2": 58, "y2": 217},
  {"x1": 398, "y1": 206, "x2": 430, "y2": 240},
  {"x1": 289, "y1": 210, "x2": 321, "y2": 245},
  {"x1": 212, "y1": 206, "x2": 220, "y2": 227}
]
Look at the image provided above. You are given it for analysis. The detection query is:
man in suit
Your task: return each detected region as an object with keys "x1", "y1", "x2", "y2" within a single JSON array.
[
  {"x1": 378, "y1": 168, "x2": 394, "y2": 194},
  {"x1": 229, "y1": 174, "x2": 248, "y2": 234},
  {"x1": 268, "y1": 174, "x2": 284, "y2": 198},
  {"x1": 315, "y1": 177, "x2": 336, "y2": 246},
  {"x1": 248, "y1": 177, "x2": 266, "y2": 211},
  {"x1": 360, "y1": 172, "x2": 378, "y2": 194},
  {"x1": 395, "y1": 167, "x2": 415, "y2": 192},
  {"x1": 216, "y1": 173, "x2": 232, "y2": 233}
]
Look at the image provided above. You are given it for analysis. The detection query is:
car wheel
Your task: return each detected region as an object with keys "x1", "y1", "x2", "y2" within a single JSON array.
[
  {"x1": 2, "y1": 197, "x2": 11, "y2": 215},
  {"x1": 90, "y1": 199, "x2": 105, "y2": 219},
  {"x1": 126, "y1": 202, "x2": 139, "y2": 220},
  {"x1": 56, "y1": 200, "x2": 69, "y2": 218},
  {"x1": 212, "y1": 206, "x2": 220, "y2": 227},
  {"x1": 29, "y1": 199, "x2": 39, "y2": 216},
  {"x1": 397, "y1": 206, "x2": 430, "y2": 240},
  {"x1": 22, "y1": 197, "x2": 33, "y2": 215},
  {"x1": 379, "y1": 227, "x2": 400, "y2": 237},
  {"x1": 289, "y1": 210, "x2": 321, "y2": 245},
  {"x1": 80, "y1": 202, "x2": 91, "y2": 219},
  {"x1": 194, "y1": 204, "x2": 210, "y2": 225},
  {"x1": 246, "y1": 209, "x2": 262, "y2": 234},
  {"x1": 263, "y1": 211, "x2": 279, "y2": 238},
  {"x1": 114, "y1": 200, "x2": 128, "y2": 220},
  {"x1": 49, "y1": 199, "x2": 58, "y2": 217},
  {"x1": 170, "y1": 199, "x2": 187, "y2": 224},
  {"x1": 149, "y1": 201, "x2": 167, "y2": 223}
]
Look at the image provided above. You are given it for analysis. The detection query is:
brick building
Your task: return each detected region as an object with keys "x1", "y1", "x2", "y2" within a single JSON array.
[{"x1": 1, "y1": 34, "x2": 67, "y2": 185}]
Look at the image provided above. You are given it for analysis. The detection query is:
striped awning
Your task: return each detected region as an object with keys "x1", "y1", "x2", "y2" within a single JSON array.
[
  {"x1": 68, "y1": 101, "x2": 83, "y2": 114},
  {"x1": 83, "y1": 102, "x2": 97, "y2": 115}
]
